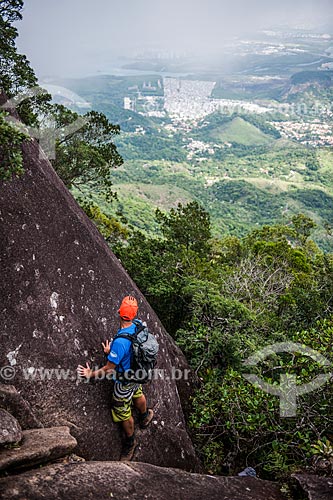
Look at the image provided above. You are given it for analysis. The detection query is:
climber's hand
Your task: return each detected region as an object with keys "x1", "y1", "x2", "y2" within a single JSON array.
[
  {"x1": 102, "y1": 340, "x2": 111, "y2": 354},
  {"x1": 77, "y1": 362, "x2": 93, "y2": 378}
]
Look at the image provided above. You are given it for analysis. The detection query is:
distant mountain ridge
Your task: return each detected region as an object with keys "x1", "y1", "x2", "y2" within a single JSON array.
[{"x1": 48, "y1": 71, "x2": 333, "y2": 252}]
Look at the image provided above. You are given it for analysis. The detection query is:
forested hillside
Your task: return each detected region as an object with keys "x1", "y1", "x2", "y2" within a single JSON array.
[
  {"x1": 111, "y1": 203, "x2": 333, "y2": 478},
  {"x1": 52, "y1": 70, "x2": 333, "y2": 253}
]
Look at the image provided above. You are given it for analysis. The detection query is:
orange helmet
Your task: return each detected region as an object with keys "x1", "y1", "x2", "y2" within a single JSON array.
[{"x1": 118, "y1": 296, "x2": 138, "y2": 321}]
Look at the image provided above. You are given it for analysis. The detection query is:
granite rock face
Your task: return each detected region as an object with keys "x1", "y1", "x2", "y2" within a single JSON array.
[
  {"x1": 0, "y1": 384, "x2": 43, "y2": 430},
  {"x1": 0, "y1": 426, "x2": 77, "y2": 472},
  {"x1": 0, "y1": 409, "x2": 22, "y2": 446},
  {"x1": 0, "y1": 461, "x2": 288, "y2": 500},
  {"x1": 0, "y1": 98, "x2": 199, "y2": 471},
  {"x1": 292, "y1": 474, "x2": 333, "y2": 500}
]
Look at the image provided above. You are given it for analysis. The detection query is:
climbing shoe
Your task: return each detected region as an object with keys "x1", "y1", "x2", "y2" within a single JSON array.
[
  {"x1": 139, "y1": 408, "x2": 154, "y2": 429},
  {"x1": 120, "y1": 435, "x2": 138, "y2": 461}
]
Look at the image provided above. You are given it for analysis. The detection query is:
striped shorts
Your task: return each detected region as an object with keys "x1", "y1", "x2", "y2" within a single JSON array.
[{"x1": 111, "y1": 381, "x2": 143, "y2": 423}]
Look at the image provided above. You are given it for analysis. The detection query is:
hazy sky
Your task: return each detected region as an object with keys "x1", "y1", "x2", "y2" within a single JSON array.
[{"x1": 16, "y1": 0, "x2": 333, "y2": 78}]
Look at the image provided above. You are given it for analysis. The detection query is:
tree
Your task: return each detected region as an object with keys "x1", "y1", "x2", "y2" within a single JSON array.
[
  {"x1": 0, "y1": 0, "x2": 37, "y2": 97},
  {"x1": 0, "y1": 0, "x2": 46, "y2": 127},
  {"x1": 0, "y1": 110, "x2": 27, "y2": 180},
  {"x1": 48, "y1": 106, "x2": 123, "y2": 198},
  {"x1": 113, "y1": 208, "x2": 333, "y2": 477},
  {"x1": 291, "y1": 213, "x2": 317, "y2": 245},
  {"x1": 0, "y1": 0, "x2": 22, "y2": 21},
  {"x1": 156, "y1": 201, "x2": 212, "y2": 257},
  {"x1": 220, "y1": 254, "x2": 294, "y2": 316},
  {"x1": 80, "y1": 201, "x2": 128, "y2": 245},
  {"x1": 0, "y1": 1, "x2": 123, "y2": 191},
  {"x1": 188, "y1": 321, "x2": 333, "y2": 477},
  {"x1": 115, "y1": 202, "x2": 214, "y2": 333},
  {"x1": 0, "y1": 0, "x2": 47, "y2": 180}
]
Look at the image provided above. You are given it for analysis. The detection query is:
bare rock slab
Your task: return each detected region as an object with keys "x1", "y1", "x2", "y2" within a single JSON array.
[
  {"x1": 0, "y1": 461, "x2": 287, "y2": 500},
  {"x1": 0, "y1": 426, "x2": 77, "y2": 472},
  {"x1": 0, "y1": 384, "x2": 43, "y2": 430},
  {"x1": 0, "y1": 104, "x2": 200, "y2": 471},
  {"x1": 293, "y1": 474, "x2": 333, "y2": 500},
  {"x1": 0, "y1": 409, "x2": 22, "y2": 446}
]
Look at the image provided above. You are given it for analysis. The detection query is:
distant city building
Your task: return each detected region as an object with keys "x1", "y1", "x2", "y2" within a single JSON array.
[{"x1": 124, "y1": 97, "x2": 133, "y2": 110}]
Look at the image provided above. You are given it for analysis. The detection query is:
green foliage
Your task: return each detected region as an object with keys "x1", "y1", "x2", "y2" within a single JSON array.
[
  {"x1": 0, "y1": 0, "x2": 37, "y2": 97},
  {"x1": 100, "y1": 139, "x2": 333, "y2": 252},
  {"x1": 0, "y1": 0, "x2": 23, "y2": 21},
  {"x1": 0, "y1": 0, "x2": 50, "y2": 127},
  {"x1": 50, "y1": 72, "x2": 333, "y2": 253},
  {"x1": 189, "y1": 321, "x2": 333, "y2": 478},
  {"x1": 79, "y1": 200, "x2": 128, "y2": 245},
  {"x1": 201, "y1": 441, "x2": 225, "y2": 473},
  {"x1": 0, "y1": 0, "x2": 38, "y2": 178},
  {"x1": 241, "y1": 113, "x2": 281, "y2": 139},
  {"x1": 0, "y1": 2, "x2": 123, "y2": 193},
  {"x1": 198, "y1": 116, "x2": 273, "y2": 146},
  {"x1": 311, "y1": 438, "x2": 333, "y2": 460},
  {"x1": 116, "y1": 231, "x2": 183, "y2": 333},
  {"x1": 290, "y1": 71, "x2": 333, "y2": 86},
  {"x1": 115, "y1": 203, "x2": 211, "y2": 333},
  {"x1": 0, "y1": 110, "x2": 28, "y2": 180},
  {"x1": 50, "y1": 107, "x2": 123, "y2": 199},
  {"x1": 156, "y1": 201, "x2": 212, "y2": 256},
  {"x1": 117, "y1": 133, "x2": 187, "y2": 162},
  {"x1": 113, "y1": 204, "x2": 333, "y2": 479}
]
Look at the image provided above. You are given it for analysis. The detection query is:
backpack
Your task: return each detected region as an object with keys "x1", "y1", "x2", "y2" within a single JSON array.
[{"x1": 115, "y1": 320, "x2": 159, "y2": 383}]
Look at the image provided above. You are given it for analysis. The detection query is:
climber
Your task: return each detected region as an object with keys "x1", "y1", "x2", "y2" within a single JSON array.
[{"x1": 77, "y1": 295, "x2": 154, "y2": 461}]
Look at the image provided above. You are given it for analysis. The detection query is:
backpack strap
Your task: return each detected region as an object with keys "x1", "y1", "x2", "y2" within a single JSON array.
[
  {"x1": 133, "y1": 319, "x2": 145, "y2": 334},
  {"x1": 116, "y1": 333, "x2": 136, "y2": 342},
  {"x1": 114, "y1": 321, "x2": 144, "y2": 342},
  {"x1": 112, "y1": 333, "x2": 135, "y2": 376},
  {"x1": 112, "y1": 321, "x2": 144, "y2": 377}
]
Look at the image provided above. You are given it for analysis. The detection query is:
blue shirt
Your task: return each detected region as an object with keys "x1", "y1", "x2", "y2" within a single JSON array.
[{"x1": 107, "y1": 322, "x2": 139, "y2": 373}]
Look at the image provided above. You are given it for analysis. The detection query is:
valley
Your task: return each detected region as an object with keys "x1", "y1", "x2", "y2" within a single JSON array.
[{"x1": 48, "y1": 28, "x2": 333, "y2": 251}]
